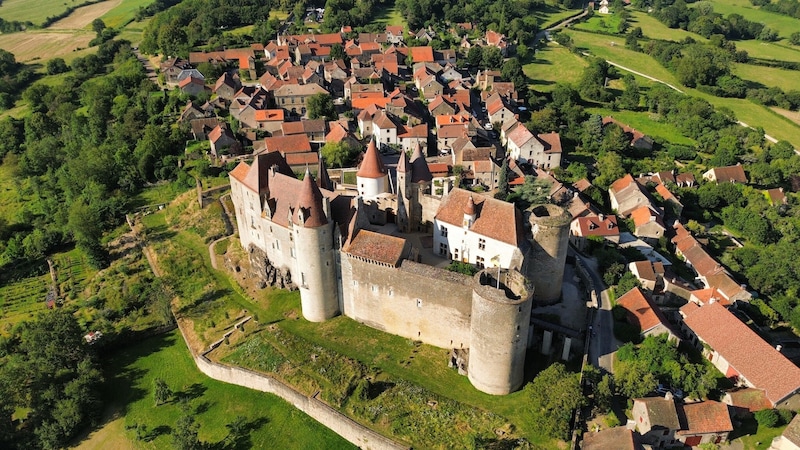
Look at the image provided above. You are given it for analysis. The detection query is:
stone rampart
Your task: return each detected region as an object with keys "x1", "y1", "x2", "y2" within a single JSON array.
[{"x1": 175, "y1": 318, "x2": 408, "y2": 450}]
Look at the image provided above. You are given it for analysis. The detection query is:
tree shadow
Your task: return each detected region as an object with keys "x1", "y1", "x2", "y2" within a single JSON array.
[
  {"x1": 207, "y1": 416, "x2": 270, "y2": 450},
  {"x1": 174, "y1": 383, "x2": 207, "y2": 402},
  {"x1": 194, "y1": 400, "x2": 213, "y2": 415},
  {"x1": 142, "y1": 424, "x2": 171, "y2": 442}
]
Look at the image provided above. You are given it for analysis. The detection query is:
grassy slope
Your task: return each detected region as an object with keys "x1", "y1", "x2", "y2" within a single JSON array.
[
  {"x1": 525, "y1": 43, "x2": 588, "y2": 92},
  {"x1": 99, "y1": 0, "x2": 155, "y2": 29},
  {"x1": 564, "y1": 29, "x2": 800, "y2": 148},
  {"x1": 733, "y1": 63, "x2": 800, "y2": 92},
  {"x1": 704, "y1": 0, "x2": 800, "y2": 39},
  {"x1": 100, "y1": 330, "x2": 355, "y2": 449},
  {"x1": 628, "y1": 10, "x2": 708, "y2": 43},
  {"x1": 585, "y1": 107, "x2": 696, "y2": 145}
]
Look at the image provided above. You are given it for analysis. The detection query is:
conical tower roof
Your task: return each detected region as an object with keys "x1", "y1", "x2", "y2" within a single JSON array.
[
  {"x1": 396, "y1": 147, "x2": 410, "y2": 173},
  {"x1": 294, "y1": 168, "x2": 328, "y2": 228},
  {"x1": 356, "y1": 138, "x2": 387, "y2": 179},
  {"x1": 317, "y1": 153, "x2": 333, "y2": 191},
  {"x1": 464, "y1": 195, "x2": 476, "y2": 215},
  {"x1": 409, "y1": 142, "x2": 432, "y2": 183}
]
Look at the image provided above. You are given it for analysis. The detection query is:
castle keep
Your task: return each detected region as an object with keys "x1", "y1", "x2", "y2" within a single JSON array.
[{"x1": 229, "y1": 141, "x2": 569, "y2": 395}]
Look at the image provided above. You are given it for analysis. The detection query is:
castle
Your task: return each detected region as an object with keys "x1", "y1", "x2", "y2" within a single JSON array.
[{"x1": 229, "y1": 140, "x2": 570, "y2": 395}]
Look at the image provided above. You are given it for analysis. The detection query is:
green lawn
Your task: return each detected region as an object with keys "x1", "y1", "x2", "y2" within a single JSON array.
[
  {"x1": 586, "y1": 107, "x2": 696, "y2": 145},
  {"x1": 734, "y1": 62, "x2": 800, "y2": 91},
  {"x1": 703, "y1": 0, "x2": 800, "y2": 39},
  {"x1": 100, "y1": 330, "x2": 354, "y2": 449},
  {"x1": 373, "y1": 2, "x2": 407, "y2": 29},
  {"x1": 535, "y1": 4, "x2": 584, "y2": 29},
  {"x1": 525, "y1": 43, "x2": 588, "y2": 92},
  {"x1": 573, "y1": 14, "x2": 625, "y2": 34},
  {"x1": 564, "y1": 29, "x2": 800, "y2": 148},
  {"x1": 736, "y1": 39, "x2": 800, "y2": 63}
]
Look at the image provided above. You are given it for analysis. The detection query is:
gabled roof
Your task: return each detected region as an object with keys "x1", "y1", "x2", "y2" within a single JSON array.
[
  {"x1": 345, "y1": 230, "x2": 407, "y2": 266},
  {"x1": 782, "y1": 414, "x2": 800, "y2": 445},
  {"x1": 706, "y1": 164, "x2": 748, "y2": 184},
  {"x1": 230, "y1": 152, "x2": 294, "y2": 194},
  {"x1": 634, "y1": 397, "x2": 680, "y2": 430},
  {"x1": 683, "y1": 302, "x2": 800, "y2": 406},
  {"x1": 631, "y1": 206, "x2": 663, "y2": 228},
  {"x1": 356, "y1": 139, "x2": 387, "y2": 179},
  {"x1": 263, "y1": 134, "x2": 312, "y2": 154},
  {"x1": 582, "y1": 427, "x2": 639, "y2": 450},
  {"x1": 410, "y1": 46, "x2": 434, "y2": 63},
  {"x1": 616, "y1": 287, "x2": 669, "y2": 333},
  {"x1": 255, "y1": 109, "x2": 285, "y2": 122},
  {"x1": 506, "y1": 122, "x2": 535, "y2": 148},
  {"x1": 317, "y1": 155, "x2": 333, "y2": 191},
  {"x1": 677, "y1": 401, "x2": 733, "y2": 436},
  {"x1": 574, "y1": 215, "x2": 619, "y2": 237},
  {"x1": 538, "y1": 132, "x2": 563, "y2": 154},
  {"x1": 435, "y1": 189, "x2": 522, "y2": 246}
]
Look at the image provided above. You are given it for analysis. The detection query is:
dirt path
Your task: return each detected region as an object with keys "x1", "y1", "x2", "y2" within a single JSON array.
[{"x1": 73, "y1": 405, "x2": 135, "y2": 450}]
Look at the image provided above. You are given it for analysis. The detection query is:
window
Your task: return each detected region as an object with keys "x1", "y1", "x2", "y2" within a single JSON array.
[
  {"x1": 371, "y1": 285, "x2": 377, "y2": 292},
  {"x1": 478, "y1": 238, "x2": 485, "y2": 250},
  {"x1": 439, "y1": 242, "x2": 448, "y2": 255},
  {"x1": 300, "y1": 272, "x2": 306, "y2": 287},
  {"x1": 476, "y1": 256, "x2": 485, "y2": 268},
  {"x1": 275, "y1": 240, "x2": 280, "y2": 250},
  {"x1": 416, "y1": 299, "x2": 422, "y2": 308},
  {"x1": 291, "y1": 248, "x2": 296, "y2": 258},
  {"x1": 440, "y1": 226, "x2": 448, "y2": 237}
]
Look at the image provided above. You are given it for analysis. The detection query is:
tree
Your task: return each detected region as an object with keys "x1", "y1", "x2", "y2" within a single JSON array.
[
  {"x1": 91, "y1": 19, "x2": 106, "y2": 35},
  {"x1": 755, "y1": 409, "x2": 780, "y2": 428},
  {"x1": 321, "y1": 141, "x2": 359, "y2": 168},
  {"x1": 497, "y1": 158, "x2": 510, "y2": 199},
  {"x1": 46, "y1": 58, "x2": 69, "y2": 75},
  {"x1": 306, "y1": 93, "x2": 337, "y2": 120},
  {"x1": 172, "y1": 414, "x2": 201, "y2": 450},
  {"x1": 791, "y1": 32, "x2": 800, "y2": 46},
  {"x1": 467, "y1": 46, "x2": 483, "y2": 67},
  {"x1": 618, "y1": 74, "x2": 640, "y2": 110},
  {"x1": 481, "y1": 46, "x2": 503, "y2": 69},
  {"x1": 525, "y1": 363, "x2": 584, "y2": 440},
  {"x1": 329, "y1": 43, "x2": 345, "y2": 61},
  {"x1": 526, "y1": 107, "x2": 559, "y2": 134},
  {"x1": 154, "y1": 378, "x2": 172, "y2": 406}
]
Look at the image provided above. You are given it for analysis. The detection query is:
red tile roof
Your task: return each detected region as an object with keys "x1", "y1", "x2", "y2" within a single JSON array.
[
  {"x1": 410, "y1": 46, "x2": 434, "y2": 63},
  {"x1": 263, "y1": 135, "x2": 312, "y2": 154},
  {"x1": 610, "y1": 173, "x2": 635, "y2": 193},
  {"x1": 356, "y1": 139, "x2": 387, "y2": 179},
  {"x1": 617, "y1": 287, "x2": 669, "y2": 333},
  {"x1": 436, "y1": 189, "x2": 522, "y2": 246},
  {"x1": 723, "y1": 388, "x2": 772, "y2": 413},
  {"x1": 284, "y1": 152, "x2": 319, "y2": 166},
  {"x1": 573, "y1": 215, "x2": 619, "y2": 237},
  {"x1": 683, "y1": 302, "x2": 800, "y2": 406},
  {"x1": 351, "y1": 97, "x2": 390, "y2": 110},
  {"x1": 254, "y1": 109, "x2": 284, "y2": 122},
  {"x1": 707, "y1": 164, "x2": 748, "y2": 183},
  {"x1": 631, "y1": 206, "x2": 660, "y2": 227},
  {"x1": 345, "y1": 230, "x2": 407, "y2": 266},
  {"x1": 677, "y1": 401, "x2": 733, "y2": 435},
  {"x1": 538, "y1": 132, "x2": 562, "y2": 154},
  {"x1": 281, "y1": 121, "x2": 305, "y2": 135},
  {"x1": 582, "y1": 427, "x2": 638, "y2": 450}
]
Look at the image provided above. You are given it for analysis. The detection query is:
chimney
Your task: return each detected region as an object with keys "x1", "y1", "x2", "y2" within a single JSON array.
[{"x1": 776, "y1": 344, "x2": 783, "y2": 352}]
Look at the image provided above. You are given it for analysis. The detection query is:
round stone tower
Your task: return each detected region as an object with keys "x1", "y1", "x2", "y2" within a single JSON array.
[
  {"x1": 526, "y1": 204, "x2": 571, "y2": 305},
  {"x1": 292, "y1": 170, "x2": 339, "y2": 322},
  {"x1": 468, "y1": 268, "x2": 533, "y2": 395}
]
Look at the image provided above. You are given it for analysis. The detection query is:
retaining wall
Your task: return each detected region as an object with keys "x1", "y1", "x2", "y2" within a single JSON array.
[{"x1": 175, "y1": 318, "x2": 409, "y2": 450}]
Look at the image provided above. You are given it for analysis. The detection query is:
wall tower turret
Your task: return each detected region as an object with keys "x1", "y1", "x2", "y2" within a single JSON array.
[
  {"x1": 525, "y1": 204, "x2": 571, "y2": 305},
  {"x1": 292, "y1": 169, "x2": 339, "y2": 322},
  {"x1": 356, "y1": 138, "x2": 388, "y2": 198},
  {"x1": 468, "y1": 268, "x2": 533, "y2": 395}
]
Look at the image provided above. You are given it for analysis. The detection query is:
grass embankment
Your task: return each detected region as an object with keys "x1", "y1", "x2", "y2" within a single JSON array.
[
  {"x1": 733, "y1": 63, "x2": 800, "y2": 92},
  {"x1": 563, "y1": 28, "x2": 800, "y2": 148},
  {"x1": 585, "y1": 107, "x2": 696, "y2": 146},
  {"x1": 704, "y1": 0, "x2": 800, "y2": 39},
  {"x1": 96, "y1": 330, "x2": 354, "y2": 449}
]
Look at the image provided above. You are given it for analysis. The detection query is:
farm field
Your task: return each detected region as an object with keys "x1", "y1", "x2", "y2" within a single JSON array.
[
  {"x1": 0, "y1": 0, "x2": 86, "y2": 26},
  {"x1": 572, "y1": 14, "x2": 625, "y2": 34},
  {"x1": 88, "y1": 330, "x2": 354, "y2": 450},
  {"x1": 525, "y1": 43, "x2": 588, "y2": 92},
  {"x1": 564, "y1": 29, "x2": 800, "y2": 148},
  {"x1": 50, "y1": 0, "x2": 122, "y2": 29},
  {"x1": 98, "y1": 0, "x2": 155, "y2": 29},
  {"x1": 0, "y1": 30, "x2": 95, "y2": 63}
]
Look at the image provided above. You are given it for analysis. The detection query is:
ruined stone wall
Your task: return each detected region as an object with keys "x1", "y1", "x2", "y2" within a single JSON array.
[{"x1": 340, "y1": 254, "x2": 473, "y2": 349}]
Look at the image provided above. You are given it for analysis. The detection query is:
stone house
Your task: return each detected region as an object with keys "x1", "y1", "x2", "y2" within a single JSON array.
[
  {"x1": 631, "y1": 205, "x2": 666, "y2": 243},
  {"x1": 178, "y1": 76, "x2": 206, "y2": 96},
  {"x1": 631, "y1": 397, "x2": 682, "y2": 448},
  {"x1": 253, "y1": 109, "x2": 285, "y2": 133},
  {"x1": 208, "y1": 125, "x2": 239, "y2": 157},
  {"x1": 769, "y1": 414, "x2": 800, "y2": 450},
  {"x1": 608, "y1": 174, "x2": 657, "y2": 217},
  {"x1": 569, "y1": 214, "x2": 619, "y2": 251},
  {"x1": 273, "y1": 83, "x2": 329, "y2": 117},
  {"x1": 213, "y1": 72, "x2": 241, "y2": 100},
  {"x1": 616, "y1": 287, "x2": 676, "y2": 339},
  {"x1": 703, "y1": 163, "x2": 748, "y2": 184}
]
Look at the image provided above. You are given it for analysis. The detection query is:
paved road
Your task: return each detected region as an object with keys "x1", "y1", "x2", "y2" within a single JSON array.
[{"x1": 576, "y1": 252, "x2": 620, "y2": 374}]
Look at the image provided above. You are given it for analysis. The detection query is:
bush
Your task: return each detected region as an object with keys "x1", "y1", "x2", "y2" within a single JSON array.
[{"x1": 754, "y1": 409, "x2": 780, "y2": 428}]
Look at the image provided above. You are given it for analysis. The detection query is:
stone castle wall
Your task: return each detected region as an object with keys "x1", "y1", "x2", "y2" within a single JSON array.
[{"x1": 340, "y1": 254, "x2": 473, "y2": 349}]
